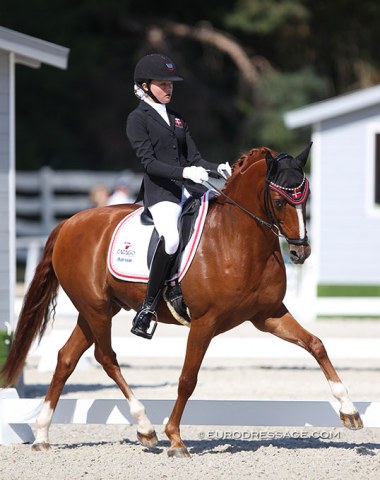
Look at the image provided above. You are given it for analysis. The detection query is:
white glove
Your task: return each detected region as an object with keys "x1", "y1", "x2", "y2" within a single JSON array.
[
  {"x1": 182, "y1": 166, "x2": 209, "y2": 184},
  {"x1": 217, "y1": 162, "x2": 232, "y2": 179}
]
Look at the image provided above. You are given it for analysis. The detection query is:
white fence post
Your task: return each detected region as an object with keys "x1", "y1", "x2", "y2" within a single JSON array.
[{"x1": 40, "y1": 166, "x2": 55, "y2": 234}]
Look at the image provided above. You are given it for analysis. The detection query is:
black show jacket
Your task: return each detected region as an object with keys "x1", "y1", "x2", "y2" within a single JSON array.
[{"x1": 126, "y1": 100, "x2": 217, "y2": 207}]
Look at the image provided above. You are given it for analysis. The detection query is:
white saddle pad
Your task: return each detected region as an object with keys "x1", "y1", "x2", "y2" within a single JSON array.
[{"x1": 107, "y1": 192, "x2": 210, "y2": 283}]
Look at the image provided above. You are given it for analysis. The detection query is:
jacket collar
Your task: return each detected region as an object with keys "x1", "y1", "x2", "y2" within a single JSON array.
[{"x1": 138, "y1": 100, "x2": 174, "y2": 131}]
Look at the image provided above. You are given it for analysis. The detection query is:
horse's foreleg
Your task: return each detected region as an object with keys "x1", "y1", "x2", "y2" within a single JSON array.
[
  {"x1": 91, "y1": 316, "x2": 157, "y2": 448},
  {"x1": 33, "y1": 316, "x2": 94, "y2": 451},
  {"x1": 254, "y1": 305, "x2": 363, "y2": 430},
  {"x1": 165, "y1": 321, "x2": 215, "y2": 458}
]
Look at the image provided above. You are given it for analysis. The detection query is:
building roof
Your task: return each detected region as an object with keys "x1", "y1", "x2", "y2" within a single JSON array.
[
  {"x1": 0, "y1": 25, "x2": 69, "y2": 69},
  {"x1": 284, "y1": 83, "x2": 380, "y2": 129}
]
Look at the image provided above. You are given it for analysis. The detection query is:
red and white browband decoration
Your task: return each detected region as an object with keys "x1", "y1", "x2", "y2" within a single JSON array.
[{"x1": 269, "y1": 174, "x2": 309, "y2": 205}]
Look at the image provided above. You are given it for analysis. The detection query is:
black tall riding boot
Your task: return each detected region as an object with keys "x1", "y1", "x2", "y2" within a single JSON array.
[{"x1": 131, "y1": 237, "x2": 175, "y2": 339}]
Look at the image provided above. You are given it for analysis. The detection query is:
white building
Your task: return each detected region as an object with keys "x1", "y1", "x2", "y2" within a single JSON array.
[
  {"x1": 285, "y1": 85, "x2": 380, "y2": 316},
  {"x1": 0, "y1": 26, "x2": 69, "y2": 335}
]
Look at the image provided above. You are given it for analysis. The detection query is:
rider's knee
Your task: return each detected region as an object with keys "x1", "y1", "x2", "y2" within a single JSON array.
[{"x1": 163, "y1": 233, "x2": 179, "y2": 255}]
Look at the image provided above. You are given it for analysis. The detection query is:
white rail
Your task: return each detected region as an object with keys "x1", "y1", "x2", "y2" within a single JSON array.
[{"x1": 1, "y1": 389, "x2": 379, "y2": 445}]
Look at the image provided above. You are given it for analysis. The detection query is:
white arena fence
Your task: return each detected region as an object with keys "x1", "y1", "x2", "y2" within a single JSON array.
[
  {"x1": 16, "y1": 167, "x2": 142, "y2": 236},
  {"x1": 1, "y1": 388, "x2": 380, "y2": 445}
]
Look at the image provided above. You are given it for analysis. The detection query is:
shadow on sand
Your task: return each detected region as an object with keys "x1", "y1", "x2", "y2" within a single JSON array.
[{"x1": 53, "y1": 435, "x2": 379, "y2": 457}]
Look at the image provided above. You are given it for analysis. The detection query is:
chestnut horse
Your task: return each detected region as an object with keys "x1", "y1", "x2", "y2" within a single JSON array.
[{"x1": 1, "y1": 146, "x2": 362, "y2": 457}]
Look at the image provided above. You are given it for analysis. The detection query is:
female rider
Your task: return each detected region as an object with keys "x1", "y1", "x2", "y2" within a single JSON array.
[{"x1": 126, "y1": 53, "x2": 231, "y2": 339}]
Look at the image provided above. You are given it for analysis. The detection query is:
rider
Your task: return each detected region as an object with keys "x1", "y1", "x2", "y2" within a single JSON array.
[{"x1": 126, "y1": 53, "x2": 231, "y2": 339}]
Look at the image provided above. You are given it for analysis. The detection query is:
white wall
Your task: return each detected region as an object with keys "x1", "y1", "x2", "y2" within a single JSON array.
[{"x1": 315, "y1": 105, "x2": 380, "y2": 285}]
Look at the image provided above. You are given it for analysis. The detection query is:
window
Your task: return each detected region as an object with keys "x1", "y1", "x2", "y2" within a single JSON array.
[{"x1": 365, "y1": 124, "x2": 380, "y2": 216}]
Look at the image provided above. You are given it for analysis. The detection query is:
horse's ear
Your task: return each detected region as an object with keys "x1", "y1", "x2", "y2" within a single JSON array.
[
  {"x1": 295, "y1": 142, "x2": 312, "y2": 167},
  {"x1": 266, "y1": 150, "x2": 275, "y2": 173}
]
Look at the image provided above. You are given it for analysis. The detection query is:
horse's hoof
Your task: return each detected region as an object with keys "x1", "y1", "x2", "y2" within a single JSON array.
[
  {"x1": 137, "y1": 430, "x2": 158, "y2": 448},
  {"x1": 31, "y1": 442, "x2": 51, "y2": 451},
  {"x1": 167, "y1": 447, "x2": 191, "y2": 458},
  {"x1": 340, "y1": 411, "x2": 363, "y2": 430}
]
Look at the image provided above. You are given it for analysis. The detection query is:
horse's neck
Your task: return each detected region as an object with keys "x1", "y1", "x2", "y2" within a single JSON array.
[
  {"x1": 209, "y1": 162, "x2": 278, "y2": 255},
  {"x1": 204, "y1": 186, "x2": 282, "y2": 289},
  {"x1": 223, "y1": 159, "x2": 267, "y2": 217}
]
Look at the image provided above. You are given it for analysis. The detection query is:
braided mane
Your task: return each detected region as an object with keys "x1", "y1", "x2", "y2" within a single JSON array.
[{"x1": 221, "y1": 147, "x2": 273, "y2": 193}]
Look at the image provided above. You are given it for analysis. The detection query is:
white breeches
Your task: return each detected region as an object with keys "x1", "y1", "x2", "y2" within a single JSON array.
[{"x1": 148, "y1": 189, "x2": 191, "y2": 255}]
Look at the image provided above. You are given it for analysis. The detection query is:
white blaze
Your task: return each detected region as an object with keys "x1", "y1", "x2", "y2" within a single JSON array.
[{"x1": 296, "y1": 205, "x2": 305, "y2": 239}]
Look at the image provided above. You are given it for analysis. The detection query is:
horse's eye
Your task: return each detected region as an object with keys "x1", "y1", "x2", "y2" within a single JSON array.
[{"x1": 274, "y1": 199, "x2": 284, "y2": 208}]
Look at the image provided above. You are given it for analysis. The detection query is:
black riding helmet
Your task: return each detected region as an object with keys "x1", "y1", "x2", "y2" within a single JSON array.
[{"x1": 134, "y1": 53, "x2": 183, "y2": 103}]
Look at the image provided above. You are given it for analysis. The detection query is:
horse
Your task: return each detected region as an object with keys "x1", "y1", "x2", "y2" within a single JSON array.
[{"x1": 0, "y1": 145, "x2": 363, "y2": 457}]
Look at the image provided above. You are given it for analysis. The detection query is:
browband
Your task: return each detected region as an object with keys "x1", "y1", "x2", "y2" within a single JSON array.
[{"x1": 269, "y1": 177, "x2": 310, "y2": 205}]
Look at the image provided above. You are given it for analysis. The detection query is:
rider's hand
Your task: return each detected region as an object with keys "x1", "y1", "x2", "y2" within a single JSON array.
[
  {"x1": 183, "y1": 166, "x2": 209, "y2": 184},
  {"x1": 217, "y1": 162, "x2": 232, "y2": 179}
]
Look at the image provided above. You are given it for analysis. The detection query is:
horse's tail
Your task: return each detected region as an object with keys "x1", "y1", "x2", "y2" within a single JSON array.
[{"x1": 0, "y1": 221, "x2": 66, "y2": 387}]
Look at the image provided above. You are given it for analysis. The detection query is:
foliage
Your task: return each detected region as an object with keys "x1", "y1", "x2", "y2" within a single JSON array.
[
  {"x1": 225, "y1": 0, "x2": 309, "y2": 35},
  {"x1": 244, "y1": 69, "x2": 328, "y2": 156},
  {"x1": 0, "y1": 0, "x2": 380, "y2": 171}
]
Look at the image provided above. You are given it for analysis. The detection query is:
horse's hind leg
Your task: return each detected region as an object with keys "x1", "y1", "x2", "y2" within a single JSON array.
[
  {"x1": 33, "y1": 315, "x2": 94, "y2": 450},
  {"x1": 90, "y1": 312, "x2": 158, "y2": 448},
  {"x1": 253, "y1": 305, "x2": 363, "y2": 430}
]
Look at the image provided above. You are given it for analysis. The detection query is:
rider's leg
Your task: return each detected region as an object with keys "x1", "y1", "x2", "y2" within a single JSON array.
[
  {"x1": 131, "y1": 201, "x2": 181, "y2": 339},
  {"x1": 149, "y1": 201, "x2": 183, "y2": 255}
]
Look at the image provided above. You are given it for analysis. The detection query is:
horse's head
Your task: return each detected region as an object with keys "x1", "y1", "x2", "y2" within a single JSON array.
[
  {"x1": 265, "y1": 143, "x2": 312, "y2": 264},
  {"x1": 221, "y1": 143, "x2": 312, "y2": 264}
]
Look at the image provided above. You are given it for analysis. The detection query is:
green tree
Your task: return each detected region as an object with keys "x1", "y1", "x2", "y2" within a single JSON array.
[{"x1": 1, "y1": 0, "x2": 380, "y2": 171}]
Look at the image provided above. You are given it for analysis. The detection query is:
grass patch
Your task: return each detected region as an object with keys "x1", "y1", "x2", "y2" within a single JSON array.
[
  {"x1": 0, "y1": 331, "x2": 12, "y2": 387},
  {"x1": 317, "y1": 285, "x2": 380, "y2": 297}
]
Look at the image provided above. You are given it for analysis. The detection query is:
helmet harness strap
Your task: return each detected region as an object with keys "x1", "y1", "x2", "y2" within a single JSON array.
[{"x1": 144, "y1": 80, "x2": 161, "y2": 104}]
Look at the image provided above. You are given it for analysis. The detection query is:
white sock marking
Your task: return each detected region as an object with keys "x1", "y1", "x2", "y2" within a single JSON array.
[
  {"x1": 34, "y1": 401, "x2": 54, "y2": 445},
  {"x1": 329, "y1": 381, "x2": 357, "y2": 414},
  {"x1": 128, "y1": 397, "x2": 154, "y2": 435}
]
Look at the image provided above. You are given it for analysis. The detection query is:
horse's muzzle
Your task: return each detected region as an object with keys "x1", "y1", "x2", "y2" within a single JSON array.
[{"x1": 288, "y1": 242, "x2": 311, "y2": 265}]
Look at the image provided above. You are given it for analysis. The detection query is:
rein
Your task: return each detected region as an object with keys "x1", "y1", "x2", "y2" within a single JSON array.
[{"x1": 204, "y1": 179, "x2": 282, "y2": 238}]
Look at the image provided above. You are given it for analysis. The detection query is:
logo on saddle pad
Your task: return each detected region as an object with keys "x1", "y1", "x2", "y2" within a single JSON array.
[
  {"x1": 107, "y1": 193, "x2": 210, "y2": 283},
  {"x1": 117, "y1": 242, "x2": 135, "y2": 258}
]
